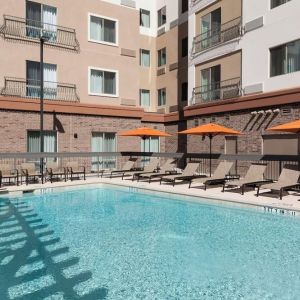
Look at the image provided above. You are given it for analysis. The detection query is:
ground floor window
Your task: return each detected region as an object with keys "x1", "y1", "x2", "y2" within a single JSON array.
[
  {"x1": 27, "y1": 130, "x2": 57, "y2": 164},
  {"x1": 91, "y1": 132, "x2": 116, "y2": 170},
  {"x1": 27, "y1": 130, "x2": 57, "y2": 153},
  {"x1": 141, "y1": 136, "x2": 160, "y2": 164}
]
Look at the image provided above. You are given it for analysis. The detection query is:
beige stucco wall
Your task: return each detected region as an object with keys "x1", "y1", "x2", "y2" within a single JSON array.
[
  {"x1": 0, "y1": 0, "x2": 140, "y2": 106},
  {"x1": 139, "y1": 35, "x2": 157, "y2": 112},
  {"x1": 195, "y1": 51, "x2": 241, "y2": 87},
  {"x1": 195, "y1": 0, "x2": 242, "y2": 36},
  {"x1": 156, "y1": 22, "x2": 188, "y2": 112}
]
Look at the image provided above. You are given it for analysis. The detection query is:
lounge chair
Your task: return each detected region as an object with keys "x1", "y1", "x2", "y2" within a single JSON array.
[
  {"x1": 21, "y1": 163, "x2": 42, "y2": 185},
  {"x1": 189, "y1": 161, "x2": 234, "y2": 190},
  {"x1": 66, "y1": 162, "x2": 86, "y2": 181},
  {"x1": 160, "y1": 162, "x2": 200, "y2": 186},
  {"x1": 124, "y1": 157, "x2": 160, "y2": 180},
  {"x1": 46, "y1": 162, "x2": 67, "y2": 183},
  {"x1": 256, "y1": 165, "x2": 300, "y2": 200},
  {"x1": 110, "y1": 159, "x2": 137, "y2": 178},
  {"x1": 0, "y1": 164, "x2": 19, "y2": 187},
  {"x1": 222, "y1": 163, "x2": 269, "y2": 195},
  {"x1": 137, "y1": 158, "x2": 177, "y2": 183}
]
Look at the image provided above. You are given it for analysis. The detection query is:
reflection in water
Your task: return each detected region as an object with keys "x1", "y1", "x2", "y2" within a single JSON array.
[{"x1": 0, "y1": 198, "x2": 108, "y2": 300}]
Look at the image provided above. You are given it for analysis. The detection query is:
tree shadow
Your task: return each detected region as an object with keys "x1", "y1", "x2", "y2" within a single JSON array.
[{"x1": 0, "y1": 198, "x2": 108, "y2": 300}]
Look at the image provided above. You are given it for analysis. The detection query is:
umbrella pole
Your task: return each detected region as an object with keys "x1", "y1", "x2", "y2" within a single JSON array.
[
  {"x1": 143, "y1": 136, "x2": 146, "y2": 168},
  {"x1": 209, "y1": 134, "x2": 212, "y2": 177}
]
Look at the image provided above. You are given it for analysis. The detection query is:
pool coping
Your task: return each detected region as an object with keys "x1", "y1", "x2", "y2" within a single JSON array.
[{"x1": 1, "y1": 177, "x2": 300, "y2": 216}]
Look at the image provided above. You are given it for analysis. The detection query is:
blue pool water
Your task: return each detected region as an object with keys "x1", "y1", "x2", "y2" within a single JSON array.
[{"x1": 0, "y1": 185, "x2": 300, "y2": 300}]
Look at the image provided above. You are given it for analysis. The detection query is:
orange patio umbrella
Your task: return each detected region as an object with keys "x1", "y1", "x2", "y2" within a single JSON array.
[
  {"x1": 267, "y1": 120, "x2": 300, "y2": 133},
  {"x1": 178, "y1": 123, "x2": 242, "y2": 176},
  {"x1": 119, "y1": 127, "x2": 171, "y2": 163}
]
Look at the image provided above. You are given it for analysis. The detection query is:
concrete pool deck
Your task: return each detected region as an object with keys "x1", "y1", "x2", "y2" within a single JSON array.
[{"x1": 1, "y1": 175, "x2": 300, "y2": 214}]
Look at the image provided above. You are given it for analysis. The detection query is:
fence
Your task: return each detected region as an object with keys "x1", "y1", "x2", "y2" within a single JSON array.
[{"x1": 0, "y1": 152, "x2": 299, "y2": 183}]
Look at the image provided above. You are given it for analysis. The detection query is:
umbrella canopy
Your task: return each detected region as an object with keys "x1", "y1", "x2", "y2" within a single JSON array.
[
  {"x1": 178, "y1": 123, "x2": 242, "y2": 176},
  {"x1": 267, "y1": 120, "x2": 300, "y2": 133},
  {"x1": 178, "y1": 123, "x2": 241, "y2": 136},
  {"x1": 119, "y1": 127, "x2": 171, "y2": 138},
  {"x1": 119, "y1": 127, "x2": 171, "y2": 165}
]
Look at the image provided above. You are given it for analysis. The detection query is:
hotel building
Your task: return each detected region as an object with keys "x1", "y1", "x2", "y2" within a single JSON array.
[{"x1": 0, "y1": 0, "x2": 299, "y2": 160}]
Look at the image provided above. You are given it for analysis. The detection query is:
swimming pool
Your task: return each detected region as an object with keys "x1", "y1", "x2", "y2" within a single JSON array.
[{"x1": 0, "y1": 184, "x2": 300, "y2": 299}]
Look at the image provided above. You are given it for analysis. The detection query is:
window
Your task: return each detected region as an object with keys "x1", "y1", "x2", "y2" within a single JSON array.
[
  {"x1": 26, "y1": 60, "x2": 57, "y2": 99},
  {"x1": 158, "y1": 6, "x2": 166, "y2": 27},
  {"x1": 182, "y1": 0, "x2": 189, "y2": 13},
  {"x1": 140, "y1": 9, "x2": 150, "y2": 28},
  {"x1": 89, "y1": 14, "x2": 117, "y2": 45},
  {"x1": 89, "y1": 68, "x2": 118, "y2": 97},
  {"x1": 26, "y1": 1, "x2": 57, "y2": 41},
  {"x1": 140, "y1": 89, "x2": 150, "y2": 108},
  {"x1": 271, "y1": 0, "x2": 291, "y2": 9},
  {"x1": 141, "y1": 136, "x2": 160, "y2": 163},
  {"x1": 91, "y1": 132, "x2": 116, "y2": 170},
  {"x1": 201, "y1": 65, "x2": 221, "y2": 101},
  {"x1": 182, "y1": 37, "x2": 188, "y2": 57},
  {"x1": 158, "y1": 48, "x2": 166, "y2": 67},
  {"x1": 141, "y1": 137, "x2": 160, "y2": 152},
  {"x1": 140, "y1": 49, "x2": 150, "y2": 67},
  {"x1": 270, "y1": 39, "x2": 300, "y2": 77},
  {"x1": 27, "y1": 130, "x2": 57, "y2": 153},
  {"x1": 181, "y1": 82, "x2": 188, "y2": 102},
  {"x1": 158, "y1": 88, "x2": 166, "y2": 106},
  {"x1": 201, "y1": 8, "x2": 221, "y2": 49}
]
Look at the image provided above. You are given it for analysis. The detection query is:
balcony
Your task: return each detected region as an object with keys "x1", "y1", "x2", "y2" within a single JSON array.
[
  {"x1": 193, "y1": 17, "x2": 242, "y2": 55},
  {"x1": 1, "y1": 77, "x2": 80, "y2": 102},
  {"x1": 192, "y1": 77, "x2": 241, "y2": 105},
  {"x1": 0, "y1": 15, "x2": 79, "y2": 51}
]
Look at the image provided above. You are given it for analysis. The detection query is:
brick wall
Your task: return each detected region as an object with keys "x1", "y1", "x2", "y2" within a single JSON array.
[
  {"x1": 186, "y1": 104, "x2": 300, "y2": 155},
  {"x1": 0, "y1": 110, "x2": 166, "y2": 153}
]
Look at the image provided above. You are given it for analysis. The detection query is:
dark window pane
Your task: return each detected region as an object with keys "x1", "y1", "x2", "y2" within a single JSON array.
[
  {"x1": 181, "y1": 82, "x2": 188, "y2": 102},
  {"x1": 270, "y1": 45, "x2": 286, "y2": 77},
  {"x1": 182, "y1": 37, "x2": 188, "y2": 57},
  {"x1": 271, "y1": 0, "x2": 291, "y2": 9},
  {"x1": 182, "y1": 0, "x2": 188, "y2": 13}
]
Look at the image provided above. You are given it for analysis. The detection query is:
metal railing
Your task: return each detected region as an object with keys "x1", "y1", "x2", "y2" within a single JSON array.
[
  {"x1": 0, "y1": 15, "x2": 80, "y2": 51},
  {"x1": 1, "y1": 77, "x2": 80, "y2": 102},
  {"x1": 193, "y1": 17, "x2": 242, "y2": 54},
  {"x1": 0, "y1": 152, "x2": 299, "y2": 183},
  {"x1": 192, "y1": 77, "x2": 241, "y2": 104}
]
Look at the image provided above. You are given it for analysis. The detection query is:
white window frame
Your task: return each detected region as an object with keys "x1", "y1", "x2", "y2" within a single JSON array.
[
  {"x1": 88, "y1": 13, "x2": 119, "y2": 47},
  {"x1": 88, "y1": 66, "x2": 119, "y2": 98}
]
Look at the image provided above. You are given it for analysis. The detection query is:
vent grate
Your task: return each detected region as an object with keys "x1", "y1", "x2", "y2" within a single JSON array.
[{"x1": 281, "y1": 107, "x2": 292, "y2": 116}]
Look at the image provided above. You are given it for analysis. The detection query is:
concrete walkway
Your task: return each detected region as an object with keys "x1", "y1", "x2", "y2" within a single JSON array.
[{"x1": 1, "y1": 175, "x2": 300, "y2": 215}]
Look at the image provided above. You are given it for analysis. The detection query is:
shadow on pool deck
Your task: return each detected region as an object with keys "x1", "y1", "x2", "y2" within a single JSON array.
[{"x1": 0, "y1": 199, "x2": 108, "y2": 300}]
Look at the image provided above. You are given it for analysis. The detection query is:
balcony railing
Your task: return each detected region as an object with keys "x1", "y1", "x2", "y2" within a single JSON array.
[
  {"x1": 193, "y1": 17, "x2": 242, "y2": 54},
  {"x1": 1, "y1": 77, "x2": 80, "y2": 102},
  {"x1": 192, "y1": 77, "x2": 241, "y2": 105},
  {"x1": 0, "y1": 15, "x2": 79, "y2": 51}
]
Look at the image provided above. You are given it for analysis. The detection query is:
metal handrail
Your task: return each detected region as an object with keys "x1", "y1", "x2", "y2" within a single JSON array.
[
  {"x1": 192, "y1": 77, "x2": 241, "y2": 104},
  {"x1": 0, "y1": 15, "x2": 80, "y2": 51},
  {"x1": 0, "y1": 152, "x2": 298, "y2": 180},
  {"x1": 1, "y1": 77, "x2": 80, "y2": 102},
  {"x1": 193, "y1": 17, "x2": 242, "y2": 54}
]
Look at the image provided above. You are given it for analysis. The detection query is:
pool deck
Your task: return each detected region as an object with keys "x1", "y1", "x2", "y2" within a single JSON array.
[{"x1": 1, "y1": 174, "x2": 300, "y2": 214}]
